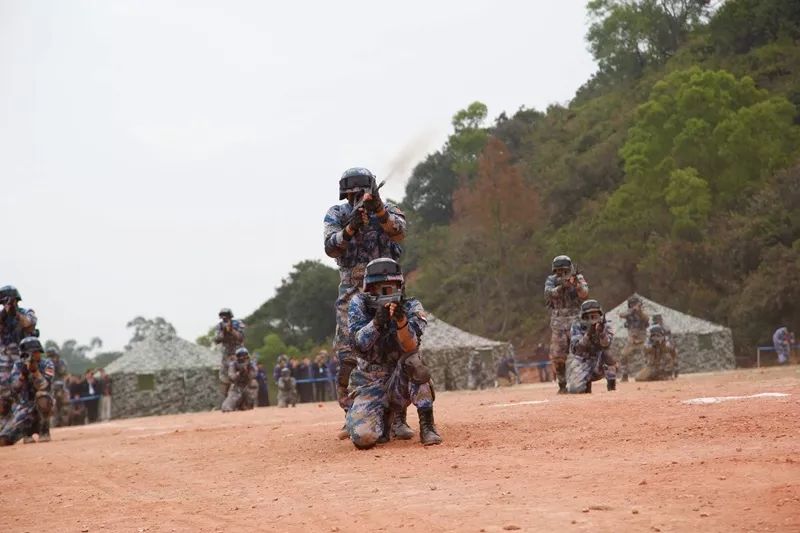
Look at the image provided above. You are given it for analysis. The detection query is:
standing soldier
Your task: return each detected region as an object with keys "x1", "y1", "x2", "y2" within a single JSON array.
[
  {"x1": 544, "y1": 255, "x2": 589, "y2": 394},
  {"x1": 347, "y1": 258, "x2": 441, "y2": 448},
  {"x1": 276, "y1": 367, "x2": 297, "y2": 408},
  {"x1": 619, "y1": 295, "x2": 650, "y2": 381},
  {"x1": 0, "y1": 337, "x2": 54, "y2": 445},
  {"x1": 567, "y1": 300, "x2": 617, "y2": 393},
  {"x1": 324, "y1": 167, "x2": 409, "y2": 439},
  {"x1": 0, "y1": 286, "x2": 38, "y2": 349},
  {"x1": 213, "y1": 308, "x2": 245, "y2": 402},
  {"x1": 222, "y1": 347, "x2": 257, "y2": 411},
  {"x1": 636, "y1": 325, "x2": 678, "y2": 381},
  {"x1": 46, "y1": 347, "x2": 70, "y2": 427}
]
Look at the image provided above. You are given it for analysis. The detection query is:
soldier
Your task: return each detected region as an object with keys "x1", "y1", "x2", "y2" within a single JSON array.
[
  {"x1": 0, "y1": 286, "x2": 38, "y2": 349},
  {"x1": 567, "y1": 300, "x2": 617, "y2": 393},
  {"x1": 544, "y1": 255, "x2": 589, "y2": 394},
  {"x1": 222, "y1": 347, "x2": 257, "y2": 412},
  {"x1": 619, "y1": 295, "x2": 650, "y2": 381},
  {"x1": 324, "y1": 167, "x2": 409, "y2": 439},
  {"x1": 495, "y1": 354, "x2": 519, "y2": 387},
  {"x1": 276, "y1": 367, "x2": 297, "y2": 408},
  {"x1": 46, "y1": 347, "x2": 70, "y2": 426},
  {"x1": 347, "y1": 258, "x2": 441, "y2": 449},
  {"x1": 636, "y1": 325, "x2": 678, "y2": 381},
  {"x1": 467, "y1": 351, "x2": 487, "y2": 390},
  {"x1": 772, "y1": 326, "x2": 794, "y2": 365},
  {"x1": 213, "y1": 308, "x2": 245, "y2": 401},
  {"x1": 0, "y1": 337, "x2": 55, "y2": 445},
  {"x1": 0, "y1": 343, "x2": 20, "y2": 425}
]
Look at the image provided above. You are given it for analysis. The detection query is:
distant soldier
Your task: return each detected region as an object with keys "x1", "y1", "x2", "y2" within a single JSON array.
[
  {"x1": 772, "y1": 326, "x2": 794, "y2": 365},
  {"x1": 495, "y1": 354, "x2": 519, "y2": 387},
  {"x1": 213, "y1": 308, "x2": 245, "y2": 400},
  {"x1": 619, "y1": 295, "x2": 650, "y2": 381},
  {"x1": 0, "y1": 286, "x2": 38, "y2": 349},
  {"x1": 222, "y1": 348, "x2": 257, "y2": 412},
  {"x1": 466, "y1": 351, "x2": 487, "y2": 390},
  {"x1": 0, "y1": 343, "x2": 20, "y2": 424},
  {"x1": 567, "y1": 300, "x2": 617, "y2": 393},
  {"x1": 544, "y1": 255, "x2": 589, "y2": 394},
  {"x1": 46, "y1": 347, "x2": 70, "y2": 427},
  {"x1": 347, "y1": 258, "x2": 441, "y2": 448},
  {"x1": 324, "y1": 167, "x2": 408, "y2": 438},
  {"x1": 636, "y1": 325, "x2": 678, "y2": 381},
  {"x1": 0, "y1": 337, "x2": 55, "y2": 445},
  {"x1": 276, "y1": 367, "x2": 297, "y2": 408}
]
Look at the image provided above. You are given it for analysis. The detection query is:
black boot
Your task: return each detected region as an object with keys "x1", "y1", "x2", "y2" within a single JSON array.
[
  {"x1": 418, "y1": 407, "x2": 442, "y2": 446},
  {"x1": 392, "y1": 406, "x2": 414, "y2": 440},
  {"x1": 338, "y1": 410, "x2": 349, "y2": 440},
  {"x1": 377, "y1": 410, "x2": 395, "y2": 444},
  {"x1": 607, "y1": 379, "x2": 616, "y2": 391},
  {"x1": 621, "y1": 373, "x2": 629, "y2": 383},
  {"x1": 557, "y1": 382, "x2": 567, "y2": 394},
  {"x1": 585, "y1": 381, "x2": 592, "y2": 394}
]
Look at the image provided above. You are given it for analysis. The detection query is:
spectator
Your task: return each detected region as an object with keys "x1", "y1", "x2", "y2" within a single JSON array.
[
  {"x1": 773, "y1": 326, "x2": 795, "y2": 364},
  {"x1": 68, "y1": 375, "x2": 86, "y2": 426},
  {"x1": 256, "y1": 363, "x2": 270, "y2": 407},
  {"x1": 313, "y1": 351, "x2": 329, "y2": 402},
  {"x1": 534, "y1": 343, "x2": 552, "y2": 382},
  {"x1": 98, "y1": 368, "x2": 112, "y2": 421},
  {"x1": 81, "y1": 369, "x2": 101, "y2": 423},
  {"x1": 297, "y1": 357, "x2": 314, "y2": 403},
  {"x1": 326, "y1": 353, "x2": 338, "y2": 400}
]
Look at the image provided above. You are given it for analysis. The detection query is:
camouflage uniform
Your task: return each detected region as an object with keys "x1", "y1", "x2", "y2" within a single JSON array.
[
  {"x1": 221, "y1": 358, "x2": 257, "y2": 412},
  {"x1": 0, "y1": 357, "x2": 55, "y2": 445},
  {"x1": 636, "y1": 327, "x2": 678, "y2": 381},
  {"x1": 0, "y1": 307, "x2": 37, "y2": 348},
  {"x1": 213, "y1": 318, "x2": 245, "y2": 395},
  {"x1": 567, "y1": 319, "x2": 616, "y2": 394},
  {"x1": 544, "y1": 273, "x2": 589, "y2": 391},
  {"x1": 619, "y1": 306, "x2": 649, "y2": 380},
  {"x1": 276, "y1": 372, "x2": 297, "y2": 408},
  {"x1": 324, "y1": 201, "x2": 405, "y2": 410},
  {"x1": 345, "y1": 293, "x2": 432, "y2": 449},
  {"x1": 0, "y1": 345, "x2": 19, "y2": 422},
  {"x1": 49, "y1": 357, "x2": 70, "y2": 427}
]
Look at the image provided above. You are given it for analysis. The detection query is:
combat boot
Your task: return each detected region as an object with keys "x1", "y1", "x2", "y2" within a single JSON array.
[
  {"x1": 607, "y1": 379, "x2": 616, "y2": 391},
  {"x1": 557, "y1": 382, "x2": 567, "y2": 394},
  {"x1": 38, "y1": 432, "x2": 51, "y2": 443},
  {"x1": 417, "y1": 407, "x2": 442, "y2": 446},
  {"x1": 585, "y1": 381, "x2": 592, "y2": 394},
  {"x1": 23, "y1": 436, "x2": 35, "y2": 444},
  {"x1": 391, "y1": 406, "x2": 414, "y2": 440},
  {"x1": 337, "y1": 411, "x2": 349, "y2": 440},
  {"x1": 621, "y1": 373, "x2": 629, "y2": 383},
  {"x1": 377, "y1": 410, "x2": 395, "y2": 444}
]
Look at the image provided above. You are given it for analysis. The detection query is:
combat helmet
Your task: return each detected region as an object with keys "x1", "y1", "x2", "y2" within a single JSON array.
[
  {"x1": 235, "y1": 347, "x2": 249, "y2": 359},
  {"x1": 218, "y1": 308, "x2": 233, "y2": 319},
  {"x1": 580, "y1": 299, "x2": 604, "y2": 321},
  {"x1": 339, "y1": 167, "x2": 376, "y2": 200},
  {"x1": 648, "y1": 324, "x2": 665, "y2": 340},
  {"x1": 46, "y1": 347, "x2": 60, "y2": 358},
  {"x1": 652, "y1": 313, "x2": 664, "y2": 325},
  {"x1": 0, "y1": 285, "x2": 21, "y2": 303},
  {"x1": 627, "y1": 295, "x2": 642, "y2": 308},
  {"x1": 363, "y1": 258, "x2": 404, "y2": 290},
  {"x1": 280, "y1": 367, "x2": 291, "y2": 377},
  {"x1": 19, "y1": 336, "x2": 44, "y2": 355},
  {"x1": 551, "y1": 255, "x2": 574, "y2": 274}
]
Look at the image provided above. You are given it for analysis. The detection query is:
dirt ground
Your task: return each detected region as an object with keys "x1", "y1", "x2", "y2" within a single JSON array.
[{"x1": 3, "y1": 367, "x2": 799, "y2": 533}]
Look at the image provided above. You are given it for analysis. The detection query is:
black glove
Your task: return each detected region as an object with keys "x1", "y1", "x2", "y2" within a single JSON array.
[
  {"x1": 362, "y1": 189, "x2": 383, "y2": 213},
  {"x1": 392, "y1": 303, "x2": 407, "y2": 324},
  {"x1": 346, "y1": 208, "x2": 366, "y2": 236},
  {"x1": 373, "y1": 305, "x2": 390, "y2": 329}
]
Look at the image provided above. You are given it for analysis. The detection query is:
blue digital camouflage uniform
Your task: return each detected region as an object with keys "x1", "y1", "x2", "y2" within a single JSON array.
[
  {"x1": 566, "y1": 319, "x2": 616, "y2": 393},
  {"x1": 0, "y1": 307, "x2": 38, "y2": 349},
  {"x1": 619, "y1": 307, "x2": 649, "y2": 378},
  {"x1": 324, "y1": 201, "x2": 406, "y2": 410},
  {"x1": 544, "y1": 273, "x2": 589, "y2": 387},
  {"x1": 213, "y1": 319, "x2": 246, "y2": 388},
  {"x1": 0, "y1": 357, "x2": 55, "y2": 444},
  {"x1": 345, "y1": 293, "x2": 431, "y2": 449},
  {"x1": 0, "y1": 345, "x2": 18, "y2": 420}
]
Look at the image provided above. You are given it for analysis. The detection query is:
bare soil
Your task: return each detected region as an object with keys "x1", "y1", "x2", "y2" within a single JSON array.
[{"x1": 3, "y1": 367, "x2": 799, "y2": 533}]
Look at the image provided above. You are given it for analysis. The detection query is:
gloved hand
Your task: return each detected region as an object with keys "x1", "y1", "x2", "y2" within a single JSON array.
[
  {"x1": 346, "y1": 208, "x2": 367, "y2": 235},
  {"x1": 362, "y1": 189, "x2": 383, "y2": 213},
  {"x1": 391, "y1": 302, "x2": 406, "y2": 325},
  {"x1": 373, "y1": 305, "x2": 390, "y2": 329}
]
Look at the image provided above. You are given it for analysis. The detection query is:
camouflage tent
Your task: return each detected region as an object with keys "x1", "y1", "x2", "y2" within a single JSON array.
[
  {"x1": 105, "y1": 332, "x2": 220, "y2": 419},
  {"x1": 604, "y1": 294, "x2": 735, "y2": 375},
  {"x1": 419, "y1": 314, "x2": 514, "y2": 390}
]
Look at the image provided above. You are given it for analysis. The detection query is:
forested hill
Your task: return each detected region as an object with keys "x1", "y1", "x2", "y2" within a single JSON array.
[{"x1": 399, "y1": 0, "x2": 800, "y2": 356}]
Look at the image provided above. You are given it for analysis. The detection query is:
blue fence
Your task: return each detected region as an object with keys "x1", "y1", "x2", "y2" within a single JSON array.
[{"x1": 756, "y1": 344, "x2": 800, "y2": 367}]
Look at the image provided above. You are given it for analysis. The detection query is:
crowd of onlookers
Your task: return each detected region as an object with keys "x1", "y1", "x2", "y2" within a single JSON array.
[
  {"x1": 53, "y1": 368, "x2": 113, "y2": 426},
  {"x1": 263, "y1": 350, "x2": 337, "y2": 405}
]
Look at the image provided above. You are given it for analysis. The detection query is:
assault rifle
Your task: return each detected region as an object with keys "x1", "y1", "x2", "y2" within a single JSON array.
[{"x1": 344, "y1": 179, "x2": 387, "y2": 227}]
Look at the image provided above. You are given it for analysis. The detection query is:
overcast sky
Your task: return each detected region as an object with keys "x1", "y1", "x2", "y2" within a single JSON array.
[{"x1": 0, "y1": 1, "x2": 597, "y2": 353}]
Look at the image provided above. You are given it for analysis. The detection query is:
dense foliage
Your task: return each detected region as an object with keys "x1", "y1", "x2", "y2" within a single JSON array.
[{"x1": 402, "y1": 0, "x2": 800, "y2": 356}]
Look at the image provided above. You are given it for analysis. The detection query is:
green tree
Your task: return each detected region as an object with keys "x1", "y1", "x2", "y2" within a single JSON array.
[
  {"x1": 44, "y1": 337, "x2": 103, "y2": 375},
  {"x1": 125, "y1": 316, "x2": 176, "y2": 348},
  {"x1": 710, "y1": 0, "x2": 800, "y2": 54}
]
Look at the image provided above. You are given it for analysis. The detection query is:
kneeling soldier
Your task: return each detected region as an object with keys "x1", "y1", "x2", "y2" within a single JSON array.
[
  {"x1": 567, "y1": 300, "x2": 617, "y2": 393},
  {"x1": 0, "y1": 337, "x2": 54, "y2": 445}
]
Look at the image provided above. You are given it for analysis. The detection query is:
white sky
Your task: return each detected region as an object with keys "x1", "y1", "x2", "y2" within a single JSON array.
[{"x1": 0, "y1": 1, "x2": 597, "y2": 353}]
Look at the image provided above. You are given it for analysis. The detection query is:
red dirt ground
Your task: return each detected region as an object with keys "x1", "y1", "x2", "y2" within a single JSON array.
[{"x1": 3, "y1": 367, "x2": 799, "y2": 533}]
